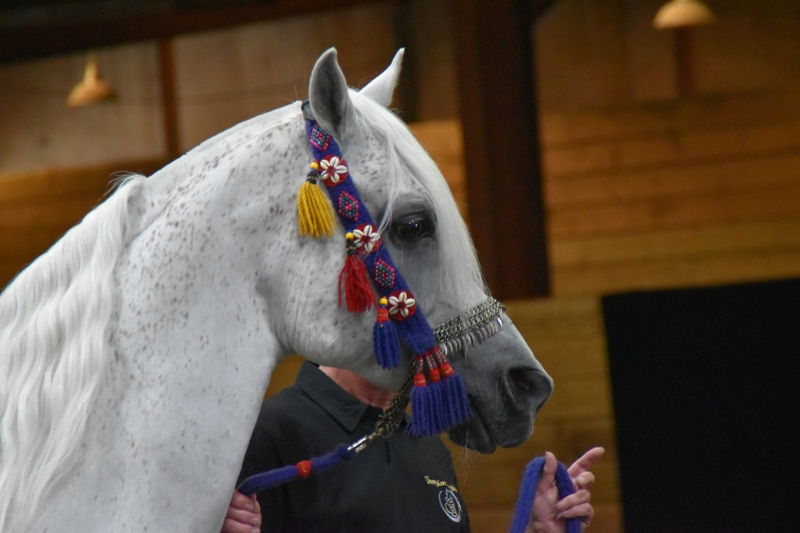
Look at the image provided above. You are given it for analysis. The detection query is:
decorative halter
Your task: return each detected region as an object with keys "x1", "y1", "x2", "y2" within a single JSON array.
[
  {"x1": 237, "y1": 103, "x2": 533, "y2": 501},
  {"x1": 296, "y1": 100, "x2": 476, "y2": 436}
]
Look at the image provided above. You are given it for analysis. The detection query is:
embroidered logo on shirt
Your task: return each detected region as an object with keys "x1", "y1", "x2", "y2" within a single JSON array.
[{"x1": 438, "y1": 488, "x2": 462, "y2": 523}]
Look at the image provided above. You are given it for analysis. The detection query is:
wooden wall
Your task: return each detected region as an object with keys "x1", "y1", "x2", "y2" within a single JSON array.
[
  {"x1": 0, "y1": 159, "x2": 165, "y2": 288},
  {"x1": 543, "y1": 90, "x2": 800, "y2": 296}
]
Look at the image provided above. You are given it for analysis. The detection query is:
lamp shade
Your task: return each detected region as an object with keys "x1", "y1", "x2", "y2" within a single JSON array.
[
  {"x1": 653, "y1": 0, "x2": 714, "y2": 29},
  {"x1": 67, "y1": 55, "x2": 117, "y2": 107}
]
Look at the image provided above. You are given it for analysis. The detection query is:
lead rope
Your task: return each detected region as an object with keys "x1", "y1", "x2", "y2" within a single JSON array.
[
  {"x1": 237, "y1": 368, "x2": 580, "y2": 533},
  {"x1": 236, "y1": 363, "x2": 413, "y2": 496},
  {"x1": 509, "y1": 456, "x2": 581, "y2": 533}
]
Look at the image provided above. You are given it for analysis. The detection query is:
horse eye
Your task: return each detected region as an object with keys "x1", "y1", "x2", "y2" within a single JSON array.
[{"x1": 394, "y1": 216, "x2": 433, "y2": 241}]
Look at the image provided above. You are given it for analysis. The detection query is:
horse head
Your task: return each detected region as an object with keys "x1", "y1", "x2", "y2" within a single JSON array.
[{"x1": 293, "y1": 49, "x2": 554, "y2": 453}]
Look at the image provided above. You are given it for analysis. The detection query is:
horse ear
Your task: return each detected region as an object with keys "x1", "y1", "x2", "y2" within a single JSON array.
[
  {"x1": 309, "y1": 48, "x2": 356, "y2": 141},
  {"x1": 359, "y1": 49, "x2": 404, "y2": 107}
]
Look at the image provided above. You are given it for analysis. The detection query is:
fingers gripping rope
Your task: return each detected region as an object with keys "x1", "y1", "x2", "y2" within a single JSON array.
[{"x1": 509, "y1": 457, "x2": 581, "y2": 533}]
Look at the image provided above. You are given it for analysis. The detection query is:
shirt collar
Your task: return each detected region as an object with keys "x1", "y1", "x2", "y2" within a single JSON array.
[{"x1": 295, "y1": 361, "x2": 380, "y2": 433}]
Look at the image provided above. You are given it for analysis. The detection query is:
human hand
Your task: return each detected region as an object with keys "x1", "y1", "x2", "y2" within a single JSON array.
[
  {"x1": 221, "y1": 490, "x2": 262, "y2": 533},
  {"x1": 526, "y1": 447, "x2": 605, "y2": 533}
]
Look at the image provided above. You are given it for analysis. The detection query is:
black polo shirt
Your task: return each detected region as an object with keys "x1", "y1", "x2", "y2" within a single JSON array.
[{"x1": 238, "y1": 362, "x2": 470, "y2": 533}]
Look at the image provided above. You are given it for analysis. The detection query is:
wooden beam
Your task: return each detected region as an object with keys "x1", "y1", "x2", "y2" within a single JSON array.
[
  {"x1": 392, "y1": 0, "x2": 420, "y2": 122},
  {"x1": 0, "y1": 0, "x2": 375, "y2": 64},
  {"x1": 158, "y1": 39, "x2": 181, "y2": 160},
  {"x1": 450, "y1": 0, "x2": 550, "y2": 299}
]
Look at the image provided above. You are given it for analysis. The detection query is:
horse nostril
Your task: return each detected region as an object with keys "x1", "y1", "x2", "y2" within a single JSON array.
[
  {"x1": 503, "y1": 365, "x2": 554, "y2": 413},
  {"x1": 509, "y1": 367, "x2": 531, "y2": 391}
]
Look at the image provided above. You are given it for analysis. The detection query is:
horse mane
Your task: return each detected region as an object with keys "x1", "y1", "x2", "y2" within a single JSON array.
[
  {"x1": 0, "y1": 175, "x2": 148, "y2": 530},
  {"x1": 350, "y1": 92, "x2": 486, "y2": 309}
]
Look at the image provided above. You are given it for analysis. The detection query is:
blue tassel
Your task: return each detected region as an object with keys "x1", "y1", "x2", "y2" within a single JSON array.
[
  {"x1": 428, "y1": 380, "x2": 447, "y2": 432},
  {"x1": 509, "y1": 456, "x2": 581, "y2": 533},
  {"x1": 373, "y1": 300, "x2": 401, "y2": 369},
  {"x1": 410, "y1": 381, "x2": 455, "y2": 436},
  {"x1": 441, "y1": 372, "x2": 472, "y2": 428},
  {"x1": 409, "y1": 383, "x2": 435, "y2": 436}
]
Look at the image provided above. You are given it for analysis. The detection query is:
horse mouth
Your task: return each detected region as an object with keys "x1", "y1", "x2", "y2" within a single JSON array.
[
  {"x1": 447, "y1": 390, "x2": 538, "y2": 454},
  {"x1": 447, "y1": 396, "x2": 498, "y2": 454}
]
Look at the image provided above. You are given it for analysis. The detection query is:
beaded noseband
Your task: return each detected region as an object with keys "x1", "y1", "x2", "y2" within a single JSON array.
[{"x1": 433, "y1": 297, "x2": 506, "y2": 356}]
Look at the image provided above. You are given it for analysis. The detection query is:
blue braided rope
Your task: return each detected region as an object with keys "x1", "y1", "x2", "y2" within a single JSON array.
[
  {"x1": 236, "y1": 444, "x2": 356, "y2": 496},
  {"x1": 509, "y1": 456, "x2": 581, "y2": 533}
]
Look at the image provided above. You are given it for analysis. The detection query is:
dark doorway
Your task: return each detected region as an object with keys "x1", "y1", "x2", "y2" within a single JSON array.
[{"x1": 603, "y1": 278, "x2": 800, "y2": 533}]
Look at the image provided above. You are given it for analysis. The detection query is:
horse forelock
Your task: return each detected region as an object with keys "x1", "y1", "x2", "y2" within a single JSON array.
[
  {"x1": 350, "y1": 92, "x2": 486, "y2": 311},
  {"x1": 0, "y1": 175, "x2": 147, "y2": 530}
]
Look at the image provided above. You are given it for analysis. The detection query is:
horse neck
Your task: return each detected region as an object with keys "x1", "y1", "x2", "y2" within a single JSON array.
[{"x1": 55, "y1": 112, "x2": 301, "y2": 531}]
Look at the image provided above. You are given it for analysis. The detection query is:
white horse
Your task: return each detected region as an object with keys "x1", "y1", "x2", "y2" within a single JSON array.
[{"x1": 0, "y1": 48, "x2": 553, "y2": 532}]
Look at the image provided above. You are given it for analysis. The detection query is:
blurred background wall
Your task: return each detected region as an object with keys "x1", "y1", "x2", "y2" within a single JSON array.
[{"x1": 2, "y1": 1, "x2": 800, "y2": 531}]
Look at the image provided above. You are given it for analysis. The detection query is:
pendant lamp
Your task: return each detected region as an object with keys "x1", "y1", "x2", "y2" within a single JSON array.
[
  {"x1": 653, "y1": 0, "x2": 714, "y2": 29},
  {"x1": 67, "y1": 55, "x2": 118, "y2": 107}
]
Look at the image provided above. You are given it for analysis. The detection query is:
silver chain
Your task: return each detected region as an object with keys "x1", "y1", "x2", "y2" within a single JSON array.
[{"x1": 432, "y1": 297, "x2": 506, "y2": 356}]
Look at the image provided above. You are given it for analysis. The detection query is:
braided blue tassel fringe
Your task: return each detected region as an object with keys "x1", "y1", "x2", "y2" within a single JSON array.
[
  {"x1": 236, "y1": 444, "x2": 356, "y2": 496},
  {"x1": 509, "y1": 456, "x2": 581, "y2": 533},
  {"x1": 441, "y1": 372, "x2": 472, "y2": 428},
  {"x1": 373, "y1": 318, "x2": 401, "y2": 369},
  {"x1": 409, "y1": 384, "x2": 434, "y2": 436}
]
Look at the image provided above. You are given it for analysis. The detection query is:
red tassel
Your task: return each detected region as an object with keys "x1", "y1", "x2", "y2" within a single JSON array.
[{"x1": 338, "y1": 233, "x2": 375, "y2": 313}]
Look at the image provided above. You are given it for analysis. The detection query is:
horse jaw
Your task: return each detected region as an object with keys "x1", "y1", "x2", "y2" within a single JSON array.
[{"x1": 359, "y1": 49, "x2": 404, "y2": 107}]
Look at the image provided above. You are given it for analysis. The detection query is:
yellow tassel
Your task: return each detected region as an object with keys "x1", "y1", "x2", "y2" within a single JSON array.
[{"x1": 297, "y1": 167, "x2": 336, "y2": 238}]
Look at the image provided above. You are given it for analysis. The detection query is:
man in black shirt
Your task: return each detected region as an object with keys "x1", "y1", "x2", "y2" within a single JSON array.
[{"x1": 222, "y1": 362, "x2": 601, "y2": 533}]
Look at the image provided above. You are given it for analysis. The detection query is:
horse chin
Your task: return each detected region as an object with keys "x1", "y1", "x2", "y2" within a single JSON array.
[
  {"x1": 447, "y1": 415, "x2": 497, "y2": 454},
  {"x1": 447, "y1": 399, "x2": 536, "y2": 454}
]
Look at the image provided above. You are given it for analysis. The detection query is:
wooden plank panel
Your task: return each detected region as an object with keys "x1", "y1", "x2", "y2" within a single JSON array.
[
  {"x1": 551, "y1": 216, "x2": 800, "y2": 267},
  {"x1": 505, "y1": 297, "x2": 604, "y2": 341},
  {"x1": 539, "y1": 377, "x2": 613, "y2": 419},
  {"x1": 553, "y1": 248, "x2": 800, "y2": 296},
  {"x1": 545, "y1": 150, "x2": 800, "y2": 209},
  {"x1": 466, "y1": 508, "x2": 513, "y2": 533},
  {"x1": 0, "y1": 159, "x2": 165, "y2": 206},
  {"x1": 540, "y1": 91, "x2": 800, "y2": 147},
  {"x1": 0, "y1": 198, "x2": 108, "y2": 231},
  {"x1": 264, "y1": 354, "x2": 304, "y2": 399},
  {"x1": 543, "y1": 120, "x2": 800, "y2": 177},
  {"x1": 0, "y1": 230, "x2": 73, "y2": 261},
  {"x1": 409, "y1": 119, "x2": 463, "y2": 159},
  {"x1": 528, "y1": 338, "x2": 609, "y2": 379},
  {"x1": 548, "y1": 181, "x2": 800, "y2": 238},
  {"x1": 410, "y1": 120, "x2": 469, "y2": 219}
]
